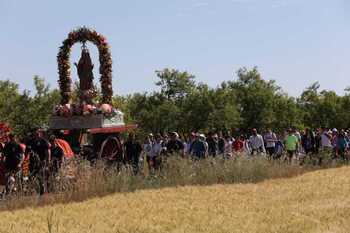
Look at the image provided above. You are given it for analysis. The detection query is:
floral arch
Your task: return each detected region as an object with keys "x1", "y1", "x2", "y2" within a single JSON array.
[{"x1": 57, "y1": 27, "x2": 113, "y2": 104}]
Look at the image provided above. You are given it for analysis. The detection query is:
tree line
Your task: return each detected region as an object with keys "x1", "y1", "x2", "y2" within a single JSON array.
[{"x1": 1, "y1": 67, "x2": 349, "y2": 136}]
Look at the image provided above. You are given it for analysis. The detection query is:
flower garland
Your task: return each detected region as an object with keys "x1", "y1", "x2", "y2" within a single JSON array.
[{"x1": 57, "y1": 27, "x2": 113, "y2": 104}]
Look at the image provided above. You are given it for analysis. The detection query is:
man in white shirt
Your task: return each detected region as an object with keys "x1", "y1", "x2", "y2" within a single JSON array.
[{"x1": 249, "y1": 128, "x2": 266, "y2": 155}]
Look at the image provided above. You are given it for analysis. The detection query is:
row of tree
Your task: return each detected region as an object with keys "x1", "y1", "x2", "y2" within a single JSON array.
[{"x1": 1, "y1": 67, "x2": 350, "y2": 136}]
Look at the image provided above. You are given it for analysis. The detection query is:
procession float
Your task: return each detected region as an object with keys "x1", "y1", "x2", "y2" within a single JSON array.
[{"x1": 50, "y1": 27, "x2": 136, "y2": 161}]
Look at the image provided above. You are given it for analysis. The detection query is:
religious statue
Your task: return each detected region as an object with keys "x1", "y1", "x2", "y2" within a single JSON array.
[{"x1": 74, "y1": 43, "x2": 95, "y2": 104}]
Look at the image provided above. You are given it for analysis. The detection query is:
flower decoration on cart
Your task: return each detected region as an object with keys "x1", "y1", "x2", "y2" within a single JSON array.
[
  {"x1": 57, "y1": 26, "x2": 113, "y2": 105},
  {"x1": 54, "y1": 27, "x2": 122, "y2": 118}
]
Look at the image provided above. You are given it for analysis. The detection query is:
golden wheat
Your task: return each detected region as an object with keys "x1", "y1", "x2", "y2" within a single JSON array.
[{"x1": 1, "y1": 166, "x2": 350, "y2": 233}]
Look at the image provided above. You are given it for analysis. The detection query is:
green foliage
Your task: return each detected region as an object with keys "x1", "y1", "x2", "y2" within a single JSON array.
[
  {"x1": 0, "y1": 76, "x2": 60, "y2": 136},
  {"x1": 227, "y1": 67, "x2": 302, "y2": 132},
  {"x1": 298, "y1": 82, "x2": 345, "y2": 129},
  {"x1": 273, "y1": 94, "x2": 303, "y2": 131},
  {"x1": 1, "y1": 67, "x2": 350, "y2": 137},
  {"x1": 155, "y1": 68, "x2": 195, "y2": 102}
]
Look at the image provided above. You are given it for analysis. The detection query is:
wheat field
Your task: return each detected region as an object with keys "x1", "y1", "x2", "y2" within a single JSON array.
[{"x1": 1, "y1": 166, "x2": 350, "y2": 233}]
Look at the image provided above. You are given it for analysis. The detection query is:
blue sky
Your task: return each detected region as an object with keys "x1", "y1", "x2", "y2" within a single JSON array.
[{"x1": 0, "y1": 0, "x2": 349, "y2": 96}]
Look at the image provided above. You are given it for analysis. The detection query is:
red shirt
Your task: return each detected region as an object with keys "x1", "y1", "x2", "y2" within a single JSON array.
[
  {"x1": 233, "y1": 139, "x2": 244, "y2": 152},
  {"x1": 55, "y1": 139, "x2": 74, "y2": 159}
]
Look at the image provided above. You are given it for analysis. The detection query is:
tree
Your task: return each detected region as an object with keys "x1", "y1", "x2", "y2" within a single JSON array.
[
  {"x1": 298, "y1": 82, "x2": 321, "y2": 128},
  {"x1": 0, "y1": 77, "x2": 60, "y2": 136},
  {"x1": 206, "y1": 84, "x2": 241, "y2": 131},
  {"x1": 229, "y1": 67, "x2": 278, "y2": 131},
  {"x1": 155, "y1": 68, "x2": 196, "y2": 102},
  {"x1": 298, "y1": 83, "x2": 343, "y2": 129},
  {"x1": 181, "y1": 83, "x2": 214, "y2": 131},
  {"x1": 272, "y1": 94, "x2": 302, "y2": 131},
  {"x1": 29, "y1": 76, "x2": 60, "y2": 129},
  {"x1": 0, "y1": 80, "x2": 21, "y2": 124}
]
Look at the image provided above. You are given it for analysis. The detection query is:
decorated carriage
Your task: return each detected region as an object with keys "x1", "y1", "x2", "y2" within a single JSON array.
[{"x1": 50, "y1": 27, "x2": 136, "y2": 162}]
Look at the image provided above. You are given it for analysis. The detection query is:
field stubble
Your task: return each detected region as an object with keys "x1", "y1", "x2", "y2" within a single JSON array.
[{"x1": 0, "y1": 156, "x2": 348, "y2": 233}]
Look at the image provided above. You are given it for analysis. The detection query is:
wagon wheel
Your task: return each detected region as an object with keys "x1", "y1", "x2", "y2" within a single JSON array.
[{"x1": 98, "y1": 136, "x2": 123, "y2": 162}]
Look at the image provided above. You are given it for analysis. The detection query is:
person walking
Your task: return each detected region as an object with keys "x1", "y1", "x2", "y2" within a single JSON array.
[
  {"x1": 233, "y1": 135, "x2": 245, "y2": 154},
  {"x1": 28, "y1": 129, "x2": 51, "y2": 195},
  {"x1": 336, "y1": 130, "x2": 348, "y2": 161},
  {"x1": 166, "y1": 132, "x2": 184, "y2": 157},
  {"x1": 300, "y1": 128, "x2": 315, "y2": 164},
  {"x1": 3, "y1": 134, "x2": 24, "y2": 194},
  {"x1": 190, "y1": 134, "x2": 207, "y2": 160},
  {"x1": 142, "y1": 135, "x2": 153, "y2": 174},
  {"x1": 264, "y1": 129, "x2": 277, "y2": 159},
  {"x1": 249, "y1": 129, "x2": 265, "y2": 155},
  {"x1": 149, "y1": 134, "x2": 163, "y2": 172},
  {"x1": 284, "y1": 129, "x2": 299, "y2": 164},
  {"x1": 321, "y1": 128, "x2": 332, "y2": 151},
  {"x1": 48, "y1": 136, "x2": 64, "y2": 177},
  {"x1": 314, "y1": 129, "x2": 322, "y2": 155},
  {"x1": 223, "y1": 135, "x2": 233, "y2": 159},
  {"x1": 29, "y1": 129, "x2": 51, "y2": 165},
  {"x1": 206, "y1": 132, "x2": 218, "y2": 157},
  {"x1": 218, "y1": 132, "x2": 225, "y2": 155},
  {"x1": 124, "y1": 133, "x2": 142, "y2": 175}
]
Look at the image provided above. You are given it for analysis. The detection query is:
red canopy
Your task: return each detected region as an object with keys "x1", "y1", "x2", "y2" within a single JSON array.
[{"x1": 89, "y1": 124, "x2": 138, "y2": 134}]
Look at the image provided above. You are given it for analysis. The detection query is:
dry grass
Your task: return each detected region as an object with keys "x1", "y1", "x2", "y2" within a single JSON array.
[
  {"x1": 0, "y1": 157, "x2": 313, "y2": 211},
  {"x1": 1, "y1": 166, "x2": 350, "y2": 233}
]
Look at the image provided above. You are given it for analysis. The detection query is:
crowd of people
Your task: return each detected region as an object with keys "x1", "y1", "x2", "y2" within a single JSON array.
[
  {"x1": 0, "y1": 129, "x2": 73, "y2": 195},
  {"x1": 124, "y1": 127, "x2": 350, "y2": 173},
  {"x1": 0, "y1": 127, "x2": 349, "y2": 195}
]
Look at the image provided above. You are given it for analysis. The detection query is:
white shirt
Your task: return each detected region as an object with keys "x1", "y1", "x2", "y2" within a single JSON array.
[
  {"x1": 150, "y1": 141, "x2": 163, "y2": 157},
  {"x1": 321, "y1": 133, "x2": 332, "y2": 148},
  {"x1": 249, "y1": 134, "x2": 265, "y2": 151}
]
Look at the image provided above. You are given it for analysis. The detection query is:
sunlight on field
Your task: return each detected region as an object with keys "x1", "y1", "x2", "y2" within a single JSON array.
[{"x1": 1, "y1": 167, "x2": 350, "y2": 233}]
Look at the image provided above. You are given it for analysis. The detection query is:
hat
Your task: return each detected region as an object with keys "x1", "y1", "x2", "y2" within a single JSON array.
[{"x1": 199, "y1": 134, "x2": 205, "y2": 139}]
